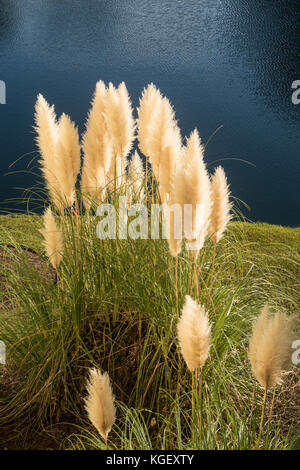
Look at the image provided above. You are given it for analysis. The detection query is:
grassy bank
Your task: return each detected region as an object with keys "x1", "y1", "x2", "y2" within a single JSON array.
[{"x1": 0, "y1": 215, "x2": 299, "y2": 450}]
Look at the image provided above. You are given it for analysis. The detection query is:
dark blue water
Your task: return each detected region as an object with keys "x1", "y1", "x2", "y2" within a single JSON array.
[{"x1": 0, "y1": 0, "x2": 299, "y2": 225}]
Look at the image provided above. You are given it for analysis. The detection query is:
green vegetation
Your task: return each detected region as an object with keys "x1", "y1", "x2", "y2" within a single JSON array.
[{"x1": 0, "y1": 215, "x2": 299, "y2": 450}]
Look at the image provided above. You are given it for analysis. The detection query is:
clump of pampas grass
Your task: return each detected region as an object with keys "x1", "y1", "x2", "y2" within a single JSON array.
[
  {"x1": 81, "y1": 81, "x2": 113, "y2": 208},
  {"x1": 39, "y1": 207, "x2": 63, "y2": 270},
  {"x1": 248, "y1": 305, "x2": 295, "y2": 444},
  {"x1": 84, "y1": 368, "x2": 116, "y2": 445},
  {"x1": 209, "y1": 166, "x2": 232, "y2": 244}
]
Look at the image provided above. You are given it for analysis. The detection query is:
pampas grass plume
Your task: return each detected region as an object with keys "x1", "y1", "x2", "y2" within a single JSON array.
[
  {"x1": 84, "y1": 368, "x2": 116, "y2": 442},
  {"x1": 103, "y1": 82, "x2": 135, "y2": 189},
  {"x1": 177, "y1": 295, "x2": 211, "y2": 371},
  {"x1": 137, "y1": 83, "x2": 162, "y2": 158},
  {"x1": 81, "y1": 81, "x2": 113, "y2": 207},
  {"x1": 167, "y1": 193, "x2": 182, "y2": 257},
  {"x1": 249, "y1": 305, "x2": 295, "y2": 390},
  {"x1": 159, "y1": 124, "x2": 182, "y2": 198},
  {"x1": 181, "y1": 128, "x2": 204, "y2": 171},
  {"x1": 209, "y1": 166, "x2": 232, "y2": 243},
  {"x1": 168, "y1": 237, "x2": 182, "y2": 257},
  {"x1": 34, "y1": 93, "x2": 57, "y2": 163},
  {"x1": 127, "y1": 150, "x2": 145, "y2": 203},
  {"x1": 104, "y1": 82, "x2": 135, "y2": 158},
  {"x1": 39, "y1": 207, "x2": 63, "y2": 270},
  {"x1": 174, "y1": 129, "x2": 211, "y2": 257},
  {"x1": 143, "y1": 96, "x2": 175, "y2": 181},
  {"x1": 55, "y1": 113, "x2": 81, "y2": 207},
  {"x1": 34, "y1": 94, "x2": 61, "y2": 209},
  {"x1": 35, "y1": 94, "x2": 81, "y2": 211}
]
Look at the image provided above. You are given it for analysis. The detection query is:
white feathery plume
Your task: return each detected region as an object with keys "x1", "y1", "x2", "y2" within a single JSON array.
[
  {"x1": 39, "y1": 207, "x2": 63, "y2": 270},
  {"x1": 34, "y1": 94, "x2": 61, "y2": 210},
  {"x1": 158, "y1": 124, "x2": 182, "y2": 199},
  {"x1": 174, "y1": 129, "x2": 211, "y2": 258},
  {"x1": 127, "y1": 150, "x2": 145, "y2": 203},
  {"x1": 35, "y1": 94, "x2": 81, "y2": 211},
  {"x1": 249, "y1": 305, "x2": 295, "y2": 390},
  {"x1": 81, "y1": 81, "x2": 113, "y2": 207},
  {"x1": 143, "y1": 96, "x2": 175, "y2": 181},
  {"x1": 209, "y1": 166, "x2": 232, "y2": 243},
  {"x1": 137, "y1": 83, "x2": 162, "y2": 158},
  {"x1": 168, "y1": 234, "x2": 182, "y2": 258},
  {"x1": 181, "y1": 128, "x2": 205, "y2": 171},
  {"x1": 103, "y1": 82, "x2": 135, "y2": 190},
  {"x1": 55, "y1": 113, "x2": 81, "y2": 208},
  {"x1": 34, "y1": 94, "x2": 58, "y2": 163},
  {"x1": 167, "y1": 192, "x2": 182, "y2": 257},
  {"x1": 137, "y1": 86, "x2": 181, "y2": 201},
  {"x1": 84, "y1": 368, "x2": 116, "y2": 442},
  {"x1": 117, "y1": 82, "x2": 136, "y2": 158},
  {"x1": 177, "y1": 295, "x2": 211, "y2": 372}
]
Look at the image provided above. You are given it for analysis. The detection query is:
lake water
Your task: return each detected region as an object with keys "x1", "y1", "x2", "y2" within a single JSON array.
[{"x1": 0, "y1": 0, "x2": 299, "y2": 225}]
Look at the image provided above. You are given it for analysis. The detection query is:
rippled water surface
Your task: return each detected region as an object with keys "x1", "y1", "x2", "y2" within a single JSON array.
[{"x1": 0, "y1": 0, "x2": 299, "y2": 225}]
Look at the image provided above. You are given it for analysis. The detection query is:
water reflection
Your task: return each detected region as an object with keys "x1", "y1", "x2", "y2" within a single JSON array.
[
  {"x1": 219, "y1": 0, "x2": 300, "y2": 125},
  {"x1": 0, "y1": 0, "x2": 17, "y2": 41},
  {"x1": 0, "y1": 0, "x2": 299, "y2": 225}
]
